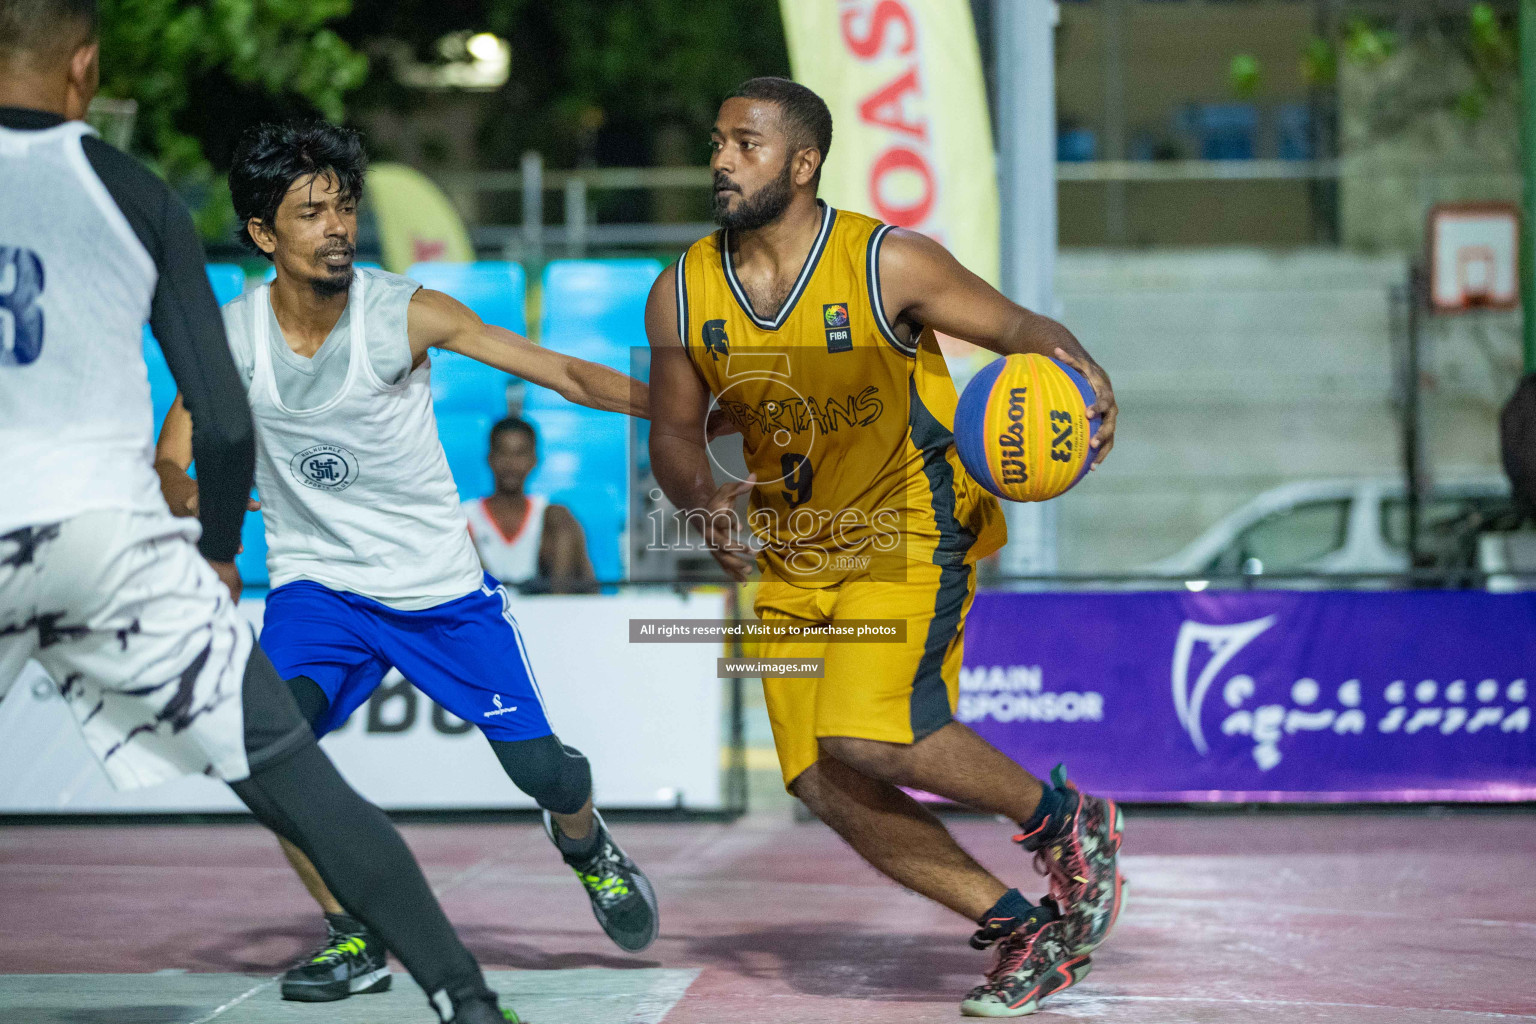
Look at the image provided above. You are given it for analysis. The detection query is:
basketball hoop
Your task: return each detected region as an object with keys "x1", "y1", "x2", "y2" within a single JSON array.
[{"x1": 1427, "y1": 203, "x2": 1520, "y2": 314}]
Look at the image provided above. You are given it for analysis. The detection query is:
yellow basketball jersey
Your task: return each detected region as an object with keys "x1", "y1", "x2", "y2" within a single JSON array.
[{"x1": 677, "y1": 204, "x2": 1005, "y2": 586}]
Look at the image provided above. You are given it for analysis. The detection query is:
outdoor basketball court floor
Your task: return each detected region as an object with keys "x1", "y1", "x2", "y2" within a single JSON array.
[{"x1": 3, "y1": 807, "x2": 1533, "y2": 1023}]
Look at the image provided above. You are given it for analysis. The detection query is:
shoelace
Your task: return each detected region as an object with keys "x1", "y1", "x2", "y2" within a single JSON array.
[
  {"x1": 307, "y1": 934, "x2": 366, "y2": 965},
  {"x1": 576, "y1": 845, "x2": 633, "y2": 908},
  {"x1": 1017, "y1": 819, "x2": 1089, "y2": 907},
  {"x1": 976, "y1": 931, "x2": 1036, "y2": 994}
]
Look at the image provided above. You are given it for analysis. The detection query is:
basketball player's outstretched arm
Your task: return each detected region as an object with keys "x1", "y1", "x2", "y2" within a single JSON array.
[
  {"x1": 407, "y1": 287, "x2": 649, "y2": 418},
  {"x1": 879, "y1": 229, "x2": 1118, "y2": 466},
  {"x1": 643, "y1": 265, "x2": 756, "y2": 581}
]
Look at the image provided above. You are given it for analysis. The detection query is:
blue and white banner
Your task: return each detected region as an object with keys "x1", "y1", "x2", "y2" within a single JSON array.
[{"x1": 962, "y1": 591, "x2": 1536, "y2": 802}]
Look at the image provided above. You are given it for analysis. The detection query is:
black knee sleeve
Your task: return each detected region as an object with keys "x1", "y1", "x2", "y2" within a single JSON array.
[
  {"x1": 285, "y1": 674, "x2": 330, "y2": 732},
  {"x1": 487, "y1": 735, "x2": 592, "y2": 814}
]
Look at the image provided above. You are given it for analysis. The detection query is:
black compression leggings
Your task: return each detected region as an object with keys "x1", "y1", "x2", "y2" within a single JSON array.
[{"x1": 230, "y1": 650, "x2": 491, "y2": 1013}]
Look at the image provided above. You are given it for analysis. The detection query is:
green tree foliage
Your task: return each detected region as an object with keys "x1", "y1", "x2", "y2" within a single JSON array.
[
  {"x1": 97, "y1": 0, "x2": 368, "y2": 236},
  {"x1": 341, "y1": 0, "x2": 788, "y2": 169},
  {"x1": 1276, "y1": 4, "x2": 1517, "y2": 124}
]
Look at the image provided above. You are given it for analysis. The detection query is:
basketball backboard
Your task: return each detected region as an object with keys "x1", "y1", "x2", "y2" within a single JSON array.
[{"x1": 1428, "y1": 203, "x2": 1520, "y2": 314}]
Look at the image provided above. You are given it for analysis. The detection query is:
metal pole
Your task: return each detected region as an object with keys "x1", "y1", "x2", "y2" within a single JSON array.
[
  {"x1": 1406, "y1": 264, "x2": 1424, "y2": 574},
  {"x1": 564, "y1": 176, "x2": 589, "y2": 259},
  {"x1": 995, "y1": 0, "x2": 1061, "y2": 577},
  {"x1": 520, "y1": 150, "x2": 544, "y2": 269},
  {"x1": 1103, "y1": 0, "x2": 1129, "y2": 245},
  {"x1": 1522, "y1": 0, "x2": 1536, "y2": 372}
]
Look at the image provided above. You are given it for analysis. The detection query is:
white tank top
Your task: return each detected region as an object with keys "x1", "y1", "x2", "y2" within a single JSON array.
[
  {"x1": 0, "y1": 121, "x2": 162, "y2": 533},
  {"x1": 463, "y1": 494, "x2": 548, "y2": 585},
  {"x1": 240, "y1": 272, "x2": 483, "y2": 609}
]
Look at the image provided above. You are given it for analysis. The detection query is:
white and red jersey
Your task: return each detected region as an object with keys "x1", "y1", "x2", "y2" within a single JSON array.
[{"x1": 462, "y1": 495, "x2": 547, "y2": 586}]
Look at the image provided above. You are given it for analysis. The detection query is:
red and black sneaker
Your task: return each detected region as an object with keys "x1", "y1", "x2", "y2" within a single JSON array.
[
  {"x1": 960, "y1": 909, "x2": 1091, "y2": 1017},
  {"x1": 1015, "y1": 765, "x2": 1125, "y2": 955}
]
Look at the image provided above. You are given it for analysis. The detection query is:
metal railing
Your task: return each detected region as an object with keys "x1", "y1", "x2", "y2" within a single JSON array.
[{"x1": 431, "y1": 154, "x2": 1522, "y2": 260}]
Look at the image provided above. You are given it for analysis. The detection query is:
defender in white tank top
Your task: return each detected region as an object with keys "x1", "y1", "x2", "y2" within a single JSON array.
[
  {"x1": 227, "y1": 267, "x2": 484, "y2": 609},
  {"x1": 153, "y1": 131, "x2": 660, "y2": 972},
  {"x1": 163, "y1": 261, "x2": 643, "y2": 609}
]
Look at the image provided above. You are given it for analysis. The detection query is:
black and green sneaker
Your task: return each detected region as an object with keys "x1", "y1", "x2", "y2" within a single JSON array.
[
  {"x1": 280, "y1": 916, "x2": 391, "y2": 1002},
  {"x1": 543, "y1": 809, "x2": 659, "y2": 952}
]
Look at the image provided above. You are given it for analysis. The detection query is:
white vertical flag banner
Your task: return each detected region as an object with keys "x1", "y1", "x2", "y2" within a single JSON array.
[{"x1": 780, "y1": 0, "x2": 1001, "y2": 289}]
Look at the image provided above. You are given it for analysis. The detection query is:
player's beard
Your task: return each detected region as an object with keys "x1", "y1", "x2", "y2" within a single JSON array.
[
  {"x1": 310, "y1": 242, "x2": 355, "y2": 299},
  {"x1": 713, "y1": 159, "x2": 795, "y2": 232}
]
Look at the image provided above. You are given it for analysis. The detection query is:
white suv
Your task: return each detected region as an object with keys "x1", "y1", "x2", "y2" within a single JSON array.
[{"x1": 1139, "y1": 476, "x2": 1511, "y2": 580}]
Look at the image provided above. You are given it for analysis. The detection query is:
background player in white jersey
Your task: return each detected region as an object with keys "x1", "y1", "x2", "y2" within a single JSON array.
[
  {"x1": 155, "y1": 120, "x2": 659, "y2": 1003},
  {"x1": 462, "y1": 416, "x2": 597, "y2": 593},
  {"x1": 0, "y1": 3, "x2": 516, "y2": 1021}
]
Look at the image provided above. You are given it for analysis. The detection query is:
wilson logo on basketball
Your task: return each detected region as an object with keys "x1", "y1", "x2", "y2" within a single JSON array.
[{"x1": 998, "y1": 387, "x2": 1029, "y2": 486}]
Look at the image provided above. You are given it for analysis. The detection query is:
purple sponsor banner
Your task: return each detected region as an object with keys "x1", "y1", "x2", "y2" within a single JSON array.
[{"x1": 960, "y1": 591, "x2": 1536, "y2": 802}]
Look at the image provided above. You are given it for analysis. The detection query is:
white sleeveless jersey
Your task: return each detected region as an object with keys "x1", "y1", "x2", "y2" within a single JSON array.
[
  {"x1": 0, "y1": 121, "x2": 162, "y2": 533},
  {"x1": 463, "y1": 494, "x2": 547, "y2": 585},
  {"x1": 234, "y1": 270, "x2": 483, "y2": 609}
]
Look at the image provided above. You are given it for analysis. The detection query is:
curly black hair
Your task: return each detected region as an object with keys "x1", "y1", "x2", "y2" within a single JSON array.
[{"x1": 229, "y1": 121, "x2": 366, "y2": 259}]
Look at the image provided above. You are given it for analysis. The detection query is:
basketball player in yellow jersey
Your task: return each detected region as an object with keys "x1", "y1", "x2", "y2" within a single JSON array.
[{"x1": 647, "y1": 79, "x2": 1124, "y2": 1016}]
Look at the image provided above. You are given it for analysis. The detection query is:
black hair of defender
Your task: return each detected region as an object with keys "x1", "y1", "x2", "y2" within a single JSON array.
[
  {"x1": 490, "y1": 416, "x2": 539, "y2": 449},
  {"x1": 229, "y1": 121, "x2": 367, "y2": 259},
  {"x1": 729, "y1": 76, "x2": 833, "y2": 182}
]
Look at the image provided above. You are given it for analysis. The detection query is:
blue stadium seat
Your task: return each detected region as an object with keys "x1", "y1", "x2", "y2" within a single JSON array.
[
  {"x1": 437, "y1": 411, "x2": 494, "y2": 501},
  {"x1": 205, "y1": 263, "x2": 246, "y2": 306},
  {"x1": 1057, "y1": 127, "x2": 1098, "y2": 163},
  {"x1": 426, "y1": 348, "x2": 514, "y2": 420},
  {"x1": 533, "y1": 259, "x2": 658, "y2": 395},
  {"x1": 1191, "y1": 103, "x2": 1257, "y2": 161},
  {"x1": 522, "y1": 407, "x2": 627, "y2": 585},
  {"x1": 519, "y1": 260, "x2": 661, "y2": 584},
  {"x1": 408, "y1": 262, "x2": 527, "y2": 420},
  {"x1": 407, "y1": 261, "x2": 527, "y2": 334}
]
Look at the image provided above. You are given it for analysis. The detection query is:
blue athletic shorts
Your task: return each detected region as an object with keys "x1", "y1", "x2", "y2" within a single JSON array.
[{"x1": 259, "y1": 574, "x2": 554, "y2": 742}]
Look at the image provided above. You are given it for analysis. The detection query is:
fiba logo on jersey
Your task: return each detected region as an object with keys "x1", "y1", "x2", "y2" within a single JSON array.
[
  {"x1": 290, "y1": 444, "x2": 359, "y2": 492},
  {"x1": 822, "y1": 303, "x2": 852, "y2": 353}
]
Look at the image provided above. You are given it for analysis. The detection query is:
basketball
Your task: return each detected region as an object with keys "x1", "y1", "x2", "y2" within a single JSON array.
[{"x1": 953, "y1": 353, "x2": 1098, "y2": 503}]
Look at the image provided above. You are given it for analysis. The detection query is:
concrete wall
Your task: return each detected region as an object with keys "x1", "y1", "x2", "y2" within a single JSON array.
[
  {"x1": 1047, "y1": 247, "x2": 1515, "y2": 573},
  {"x1": 1055, "y1": 0, "x2": 1321, "y2": 247}
]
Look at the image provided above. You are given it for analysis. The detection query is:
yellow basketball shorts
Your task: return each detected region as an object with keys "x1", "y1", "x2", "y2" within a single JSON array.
[{"x1": 754, "y1": 561, "x2": 976, "y2": 789}]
